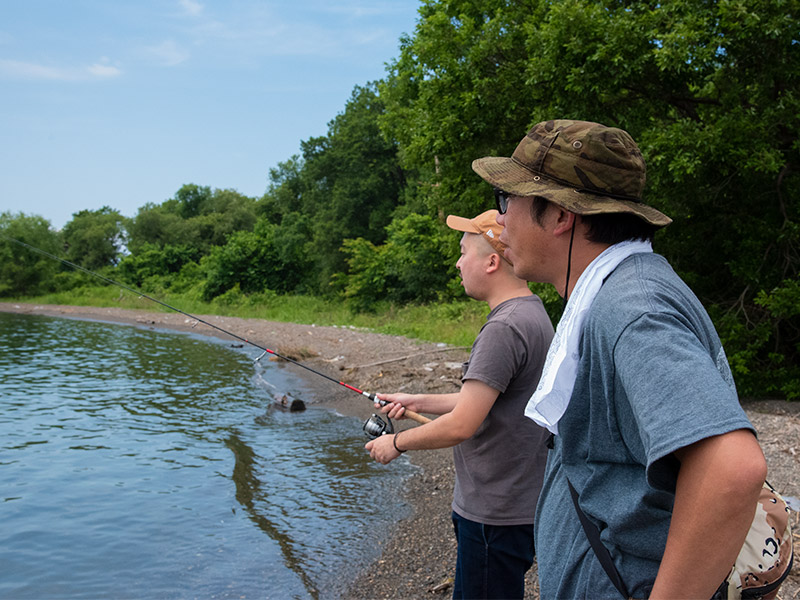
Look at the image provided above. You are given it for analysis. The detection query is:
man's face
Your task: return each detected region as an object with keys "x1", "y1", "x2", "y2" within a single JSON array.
[{"x1": 496, "y1": 196, "x2": 553, "y2": 284}]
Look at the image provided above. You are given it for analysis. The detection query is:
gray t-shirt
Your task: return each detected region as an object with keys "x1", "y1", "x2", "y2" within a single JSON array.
[
  {"x1": 534, "y1": 253, "x2": 755, "y2": 599},
  {"x1": 452, "y1": 295, "x2": 554, "y2": 526}
]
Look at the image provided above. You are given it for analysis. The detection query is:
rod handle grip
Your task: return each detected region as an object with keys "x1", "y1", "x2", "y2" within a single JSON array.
[
  {"x1": 369, "y1": 393, "x2": 431, "y2": 424},
  {"x1": 403, "y1": 409, "x2": 431, "y2": 424}
]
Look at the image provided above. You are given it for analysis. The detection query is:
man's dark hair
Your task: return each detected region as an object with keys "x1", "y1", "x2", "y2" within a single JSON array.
[
  {"x1": 529, "y1": 196, "x2": 657, "y2": 244},
  {"x1": 529, "y1": 196, "x2": 550, "y2": 224}
]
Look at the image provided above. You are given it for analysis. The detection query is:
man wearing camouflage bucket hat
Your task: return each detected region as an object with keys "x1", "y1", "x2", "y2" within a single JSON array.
[{"x1": 473, "y1": 120, "x2": 767, "y2": 598}]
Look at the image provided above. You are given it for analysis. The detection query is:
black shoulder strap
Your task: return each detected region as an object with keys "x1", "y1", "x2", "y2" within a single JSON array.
[{"x1": 566, "y1": 478, "x2": 629, "y2": 599}]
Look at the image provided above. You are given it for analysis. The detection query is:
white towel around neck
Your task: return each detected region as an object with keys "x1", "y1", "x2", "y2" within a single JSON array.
[{"x1": 524, "y1": 240, "x2": 653, "y2": 434}]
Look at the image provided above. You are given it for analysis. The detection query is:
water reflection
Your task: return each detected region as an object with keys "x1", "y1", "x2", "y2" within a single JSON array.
[
  {"x1": 0, "y1": 312, "x2": 415, "y2": 599},
  {"x1": 226, "y1": 430, "x2": 320, "y2": 599}
]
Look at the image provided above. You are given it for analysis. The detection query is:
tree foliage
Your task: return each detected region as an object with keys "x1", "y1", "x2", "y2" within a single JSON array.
[
  {"x1": 259, "y1": 82, "x2": 405, "y2": 292},
  {"x1": 127, "y1": 185, "x2": 258, "y2": 255},
  {"x1": 0, "y1": 212, "x2": 61, "y2": 296},
  {"x1": 379, "y1": 0, "x2": 543, "y2": 219},
  {"x1": 377, "y1": 0, "x2": 800, "y2": 397},
  {"x1": 202, "y1": 215, "x2": 315, "y2": 300},
  {"x1": 61, "y1": 206, "x2": 127, "y2": 270},
  {"x1": 117, "y1": 243, "x2": 200, "y2": 288},
  {"x1": 343, "y1": 213, "x2": 458, "y2": 311}
]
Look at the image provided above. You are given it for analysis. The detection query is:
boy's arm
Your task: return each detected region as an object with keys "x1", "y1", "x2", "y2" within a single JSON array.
[{"x1": 365, "y1": 380, "x2": 498, "y2": 464}]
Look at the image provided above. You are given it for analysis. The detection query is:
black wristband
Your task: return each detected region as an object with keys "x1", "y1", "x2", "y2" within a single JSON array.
[{"x1": 393, "y1": 432, "x2": 406, "y2": 453}]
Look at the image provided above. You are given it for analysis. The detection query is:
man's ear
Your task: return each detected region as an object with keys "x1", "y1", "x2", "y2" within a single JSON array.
[{"x1": 552, "y1": 208, "x2": 577, "y2": 237}]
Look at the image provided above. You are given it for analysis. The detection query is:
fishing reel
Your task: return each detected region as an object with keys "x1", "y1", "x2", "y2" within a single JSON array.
[{"x1": 362, "y1": 413, "x2": 394, "y2": 439}]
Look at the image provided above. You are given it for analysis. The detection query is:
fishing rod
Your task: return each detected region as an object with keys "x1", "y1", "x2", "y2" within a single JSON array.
[{"x1": 2, "y1": 234, "x2": 431, "y2": 429}]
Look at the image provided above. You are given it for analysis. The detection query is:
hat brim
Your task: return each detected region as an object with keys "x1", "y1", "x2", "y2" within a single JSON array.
[{"x1": 473, "y1": 157, "x2": 672, "y2": 227}]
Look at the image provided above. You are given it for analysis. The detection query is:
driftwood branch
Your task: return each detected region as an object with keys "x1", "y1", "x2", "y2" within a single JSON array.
[{"x1": 349, "y1": 345, "x2": 471, "y2": 370}]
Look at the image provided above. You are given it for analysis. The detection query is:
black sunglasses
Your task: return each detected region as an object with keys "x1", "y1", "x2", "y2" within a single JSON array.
[{"x1": 493, "y1": 188, "x2": 511, "y2": 214}]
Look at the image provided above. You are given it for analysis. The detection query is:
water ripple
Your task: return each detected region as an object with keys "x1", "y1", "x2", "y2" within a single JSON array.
[{"x1": 0, "y1": 312, "x2": 414, "y2": 599}]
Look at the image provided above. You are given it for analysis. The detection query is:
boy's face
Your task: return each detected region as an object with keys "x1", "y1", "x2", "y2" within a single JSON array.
[{"x1": 455, "y1": 233, "x2": 492, "y2": 301}]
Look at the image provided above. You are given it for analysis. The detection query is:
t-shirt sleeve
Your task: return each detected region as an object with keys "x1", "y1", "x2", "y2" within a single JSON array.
[
  {"x1": 463, "y1": 321, "x2": 526, "y2": 394},
  {"x1": 612, "y1": 311, "x2": 755, "y2": 491}
]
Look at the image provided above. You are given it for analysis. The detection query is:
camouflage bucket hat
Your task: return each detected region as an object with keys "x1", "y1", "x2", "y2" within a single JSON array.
[{"x1": 472, "y1": 120, "x2": 672, "y2": 227}]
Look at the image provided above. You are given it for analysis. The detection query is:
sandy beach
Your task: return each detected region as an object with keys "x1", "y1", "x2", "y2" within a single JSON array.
[{"x1": 2, "y1": 302, "x2": 798, "y2": 599}]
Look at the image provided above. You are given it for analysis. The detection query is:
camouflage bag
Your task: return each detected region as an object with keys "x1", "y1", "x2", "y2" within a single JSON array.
[
  {"x1": 568, "y1": 479, "x2": 793, "y2": 599},
  {"x1": 711, "y1": 481, "x2": 793, "y2": 600}
]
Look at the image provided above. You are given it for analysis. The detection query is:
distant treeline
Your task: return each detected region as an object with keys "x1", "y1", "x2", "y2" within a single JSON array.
[{"x1": 2, "y1": 0, "x2": 798, "y2": 399}]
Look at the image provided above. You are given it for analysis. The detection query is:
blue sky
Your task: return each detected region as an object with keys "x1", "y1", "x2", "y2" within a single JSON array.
[{"x1": 0, "y1": 1, "x2": 420, "y2": 229}]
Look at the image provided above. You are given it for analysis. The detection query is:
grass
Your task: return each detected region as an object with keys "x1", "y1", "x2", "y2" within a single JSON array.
[{"x1": 10, "y1": 284, "x2": 488, "y2": 348}]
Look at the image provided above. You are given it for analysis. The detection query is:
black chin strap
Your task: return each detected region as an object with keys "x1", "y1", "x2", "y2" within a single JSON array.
[{"x1": 563, "y1": 217, "x2": 577, "y2": 310}]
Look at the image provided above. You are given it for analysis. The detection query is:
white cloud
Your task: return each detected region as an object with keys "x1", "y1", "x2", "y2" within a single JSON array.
[
  {"x1": 0, "y1": 58, "x2": 68, "y2": 80},
  {"x1": 0, "y1": 58, "x2": 122, "y2": 81},
  {"x1": 142, "y1": 40, "x2": 190, "y2": 67},
  {"x1": 178, "y1": 0, "x2": 204, "y2": 17},
  {"x1": 316, "y1": 0, "x2": 419, "y2": 24},
  {"x1": 138, "y1": 1, "x2": 411, "y2": 67},
  {"x1": 87, "y1": 61, "x2": 122, "y2": 78}
]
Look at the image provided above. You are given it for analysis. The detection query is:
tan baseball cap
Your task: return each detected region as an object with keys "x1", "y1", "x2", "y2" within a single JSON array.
[{"x1": 446, "y1": 209, "x2": 510, "y2": 261}]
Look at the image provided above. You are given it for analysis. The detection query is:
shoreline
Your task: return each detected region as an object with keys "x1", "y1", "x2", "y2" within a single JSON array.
[{"x1": 2, "y1": 302, "x2": 798, "y2": 598}]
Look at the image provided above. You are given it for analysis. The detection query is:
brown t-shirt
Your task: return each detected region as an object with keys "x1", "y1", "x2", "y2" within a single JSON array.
[{"x1": 451, "y1": 295, "x2": 554, "y2": 526}]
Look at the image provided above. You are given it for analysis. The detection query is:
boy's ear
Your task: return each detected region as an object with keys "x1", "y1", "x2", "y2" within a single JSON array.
[{"x1": 486, "y1": 252, "x2": 502, "y2": 273}]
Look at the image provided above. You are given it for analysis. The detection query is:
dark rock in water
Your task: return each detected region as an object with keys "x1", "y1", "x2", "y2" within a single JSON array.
[
  {"x1": 254, "y1": 394, "x2": 307, "y2": 424},
  {"x1": 273, "y1": 394, "x2": 306, "y2": 412}
]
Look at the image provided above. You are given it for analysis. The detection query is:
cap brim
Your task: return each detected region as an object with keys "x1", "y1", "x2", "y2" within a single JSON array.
[
  {"x1": 472, "y1": 157, "x2": 672, "y2": 227},
  {"x1": 445, "y1": 214, "x2": 480, "y2": 234}
]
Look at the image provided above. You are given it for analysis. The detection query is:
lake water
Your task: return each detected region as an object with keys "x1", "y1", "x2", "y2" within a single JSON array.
[{"x1": 0, "y1": 312, "x2": 415, "y2": 599}]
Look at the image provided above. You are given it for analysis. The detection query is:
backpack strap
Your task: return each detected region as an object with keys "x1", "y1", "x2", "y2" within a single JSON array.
[{"x1": 566, "y1": 478, "x2": 629, "y2": 599}]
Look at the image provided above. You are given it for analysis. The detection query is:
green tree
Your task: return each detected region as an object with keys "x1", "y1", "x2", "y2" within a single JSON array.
[
  {"x1": 202, "y1": 215, "x2": 314, "y2": 300},
  {"x1": 116, "y1": 243, "x2": 200, "y2": 288},
  {"x1": 174, "y1": 184, "x2": 211, "y2": 219},
  {"x1": 381, "y1": 0, "x2": 800, "y2": 397},
  {"x1": 380, "y1": 1, "x2": 543, "y2": 219},
  {"x1": 0, "y1": 212, "x2": 61, "y2": 296},
  {"x1": 524, "y1": 0, "x2": 800, "y2": 397},
  {"x1": 61, "y1": 206, "x2": 127, "y2": 270},
  {"x1": 126, "y1": 202, "x2": 191, "y2": 254},
  {"x1": 343, "y1": 213, "x2": 457, "y2": 311},
  {"x1": 260, "y1": 83, "x2": 406, "y2": 293},
  {"x1": 127, "y1": 186, "x2": 258, "y2": 256},
  {"x1": 258, "y1": 156, "x2": 305, "y2": 223}
]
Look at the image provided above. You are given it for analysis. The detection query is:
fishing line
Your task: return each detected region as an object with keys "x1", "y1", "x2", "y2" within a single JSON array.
[{"x1": 1, "y1": 234, "x2": 430, "y2": 425}]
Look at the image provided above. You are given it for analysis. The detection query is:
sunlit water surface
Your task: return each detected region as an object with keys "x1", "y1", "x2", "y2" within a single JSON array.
[{"x1": 0, "y1": 312, "x2": 415, "y2": 599}]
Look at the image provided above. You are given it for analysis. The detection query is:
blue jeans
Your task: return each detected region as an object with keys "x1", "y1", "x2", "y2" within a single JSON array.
[{"x1": 451, "y1": 511, "x2": 535, "y2": 600}]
